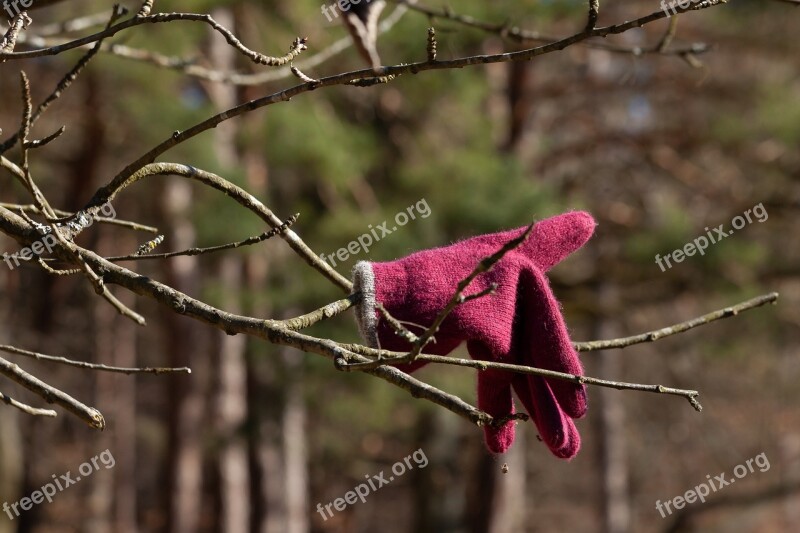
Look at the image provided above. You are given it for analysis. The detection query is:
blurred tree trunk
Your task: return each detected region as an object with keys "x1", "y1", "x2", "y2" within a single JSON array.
[
  {"x1": 234, "y1": 95, "x2": 280, "y2": 533},
  {"x1": 465, "y1": 435, "x2": 497, "y2": 533},
  {"x1": 464, "y1": 429, "x2": 526, "y2": 533},
  {"x1": 503, "y1": 60, "x2": 534, "y2": 153},
  {"x1": 0, "y1": 408, "x2": 21, "y2": 533},
  {"x1": 87, "y1": 283, "x2": 115, "y2": 533},
  {"x1": 207, "y1": 8, "x2": 252, "y2": 533},
  {"x1": 482, "y1": 39, "x2": 534, "y2": 153},
  {"x1": 230, "y1": 11, "x2": 297, "y2": 529},
  {"x1": 490, "y1": 427, "x2": 526, "y2": 533},
  {"x1": 76, "y1": 73, "x2": 118, "y2": 533},
  {"x1": 0, "y1": 285, "x2": 21, "y2": 533},
  {"x1": 241, "y1": 119, "x2": 276, "y2": 533},
  {"x1": 411, "y1": 410, "x2": 436, "y2": 532},
  {"x1": 215, "y1": 255, "x2": 251, "y2": 533},
  {"x1": 281, "y1": 348, "x2": 309, "y2": 533},
  {"x1": 163, "y1": 179, "x2": 209, "y2": 533},
  {"x1": 111, "y1": 289, "x2": 139, "y2": 533},
  {"x1": 595, "y1": 282, "x2": 630, "y2": 533},
  {"x1": 259, "y1": 414, "x2": 287, "y2": 533},
  {"x1": 87, "y1": 287, "x2": 139, "y2": 533}
]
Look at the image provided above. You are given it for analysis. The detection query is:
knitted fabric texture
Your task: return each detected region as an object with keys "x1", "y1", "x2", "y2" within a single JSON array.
[{"x1": 352, "y1": 211, "x2": 596, "y2": 458}]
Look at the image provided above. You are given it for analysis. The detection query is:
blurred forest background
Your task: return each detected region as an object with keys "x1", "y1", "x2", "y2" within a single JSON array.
[{"x1": 0, "y1": 0, "x2": 798, "y2": 532}]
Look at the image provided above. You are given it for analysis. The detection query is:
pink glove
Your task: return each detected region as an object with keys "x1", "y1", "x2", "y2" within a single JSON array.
[{"x1": 352, "y1": 211, "x2": 595, "y2": 458}]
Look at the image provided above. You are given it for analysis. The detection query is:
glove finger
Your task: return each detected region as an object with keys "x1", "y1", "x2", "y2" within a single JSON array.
[
  {"x1": 470, "y1": 341, "x2": 516, "y2": 453},
  {"x1": 477, "y1": 370, "x2": 516, "y2": 454},
  {"x1": 520, "y1": 267, "x2": 587, "y2": 418},
  {"x1": 521, "y1": 211, "x2": 596, "y2": 272},
  {"x1": 512, "y1": 374, "x2": 581, "y2": 459}
]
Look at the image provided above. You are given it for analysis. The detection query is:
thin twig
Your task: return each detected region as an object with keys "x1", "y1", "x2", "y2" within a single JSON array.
[
  {"x1": 137, "y1": 0, "x2": 155, "y2": 18},
  {"x1": 0, "y1": 390, "x2": 58, "y2": 418},
  {"x1": 339, "y1": 292, "x2": 778, "y2": 412},
  {"x1": 0, "y1": 206, "x2": 781, "y2": 432},
  {"x1": 426, "y1": 27, "x2": 437, "y2": 61},
  {"x1": 36, "y1": 257, "x2": 80, "y2": 275},
  {"x1": 395, "y1": 0, "x2": 710, "y2": 56},
  {"x1": 0, "y1": 203, "x2": 158, "y2": 233},
  {"x1": 0, "y1": 11, "x2": 309, "y2": 63},
  {"x1": 82, "y1": 163, "x2": 351, "y2": 291},
  {"x1": 18, "y1": 73, "x2": 47, "y2": 214},
  {"x1": 80, "y1": 242, "x2": 494, "y2": 428},
  {"x1": 290, "y1": 66, "x2": 319, "y2": 84},
  {"x1": 280, "y1": 293, "x2": 362, "y2": 330},
  {"x1": 105, "y1": 214, "x2": 298, "y2": 262},
  {"x1": 41, "y1": 206, "x2": 148, "y2": 325},
  {"x1": 0, "y1": 12, "x2": 31, "y2": 55},
  {"x1": 1, "y1": 5, "x2": 125, "y2": 155},
  {"x1": 0, "y1": 0, "x2": 781, "y2": 441},
  {"x1": 574, "y1": 292, "x2": 779, "y2": 352},
  {"x1": 34, "y1": 11, "x2": 113, "y2": 36},
  {"x1": 25, "y1": 125, "x2": 66, "y2": 149},
  {"x1": 9, "y1": 1, "x2": 410, "y2": 85},
  {"x1": 375, "y1": 302, "x2": 420, "y2": 344},
  {"x1": 81, "y1": 0, "x2": 727, "y2": 252},
  {"x1": 0, "y1": 161, "x2": 147, "y2": 323},
  {"x1": 0, "y1": 356, "x2": 104, "y2": 428},
  {"x1": 586, "y1": 0, "x2": 600, "y2": 31},
  {"x1": 345, "y1": 353, "x2": 702, "y2": 411},
  {"x1": 656, "y1": 15, "x2": 679, "y2": 52},
  {"x1": 0, "y1": 345, "x2": 191, "y2": 375},
  {"x1": 340, "y1": 293, "x2": 779, "y2": 361}
]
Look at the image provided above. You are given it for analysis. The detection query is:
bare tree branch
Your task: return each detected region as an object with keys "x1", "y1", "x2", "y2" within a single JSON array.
[
  {"x1": 0, "y1": 390, "x2": 57, "y2": 418},
  {"x1": 2, "y1": 5, "x2": 131, "y2": 155},
  {"x1": 0, "y1": 356, "x2": 104, "y2": 428},
  {"x1": 0, "y1": 202, "x2": 159, "y2": 233},
  {"x1": 105, "y1": 214, "x2": 298, "y2": 262},
  {"x1": 0, "y1": 0, "x2": 787, "y2": 440},
  {"x1": 0, "y1": 345, "x2": 191, "y2": 375},
  {"x1": 395, "y1": 0, "x2": 710, "y2": 56},
  {"x1": 0, "y1": 12, "x2": 30, "y2": 55},
  {"x1": 83, "y1": 163, "x2": 351, "y2": 291},
  {"x1": 365, "y1": 353, "x2": 702, "y2": 411},
  {"x1": 574, "y1": 292, "x2": 779, "y2": 352},
  {"x1": 76, "y1": 0, "x2": 727, "y2": 230},
  {"x1": 586, "y1": 0, "x2": 600, "y2": 31},
  {"x1": 0, "y1": 11, "x2": 309, "y2": 63}
]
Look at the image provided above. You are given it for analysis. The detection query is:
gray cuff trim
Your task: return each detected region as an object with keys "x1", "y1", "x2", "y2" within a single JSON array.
[{"x1": 352, "y1": 261, "x2": 379, "y2": 348}]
